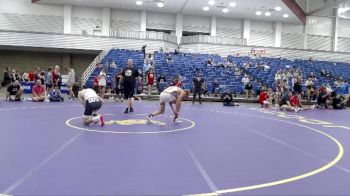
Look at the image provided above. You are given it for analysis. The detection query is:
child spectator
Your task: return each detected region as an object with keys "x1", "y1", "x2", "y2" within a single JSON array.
[
  {"x1": 49, "y1": 85, "x2": 64, "y2": 102},
  {"x1": 259, "y1": 88, "x2": 269, "y2": 108}
]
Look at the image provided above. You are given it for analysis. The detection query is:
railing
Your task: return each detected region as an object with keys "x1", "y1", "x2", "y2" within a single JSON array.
[
  {"x1": 110, "y1": 29, "x2": 178, "y2": 44},
  {"x1": 181, "y1": 35, "x2": 247, "y2": 46},
  {"x1": 81, "y1": 48, "x2": 110, "y2": 85}
]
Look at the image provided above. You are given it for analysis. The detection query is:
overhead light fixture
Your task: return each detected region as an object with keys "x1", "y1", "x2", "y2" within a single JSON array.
[
  {"x1": 265, "y1": 11, "x2": 271, "y2": 16},
  {"x1": 274, "y1": 6, "x2": 282, "y2": 11},
  {"x1": 203, "y1": 6, "x2": 210, "y2": 11},
  {"x1": 256, "y1": 11, "x2": 262, "y2": 15},
  {"x1": 229, "y1": 2, "x2": 236, "y2": 7},
  {"x1": 208, "y1": 0, "x2": 215, "y2": 6},
  {"x1": 222, "y1": 8, "x2": 229, "y2": 13},
  {"x1": 136, "y1": 1, "x2": 143, "y2": 5},
  {"x1": 157, "y1": 2, "x2": 164, "y2": 7},
  {"x1": 283, "y1": 14, "x2": 289, "y2": 18}
]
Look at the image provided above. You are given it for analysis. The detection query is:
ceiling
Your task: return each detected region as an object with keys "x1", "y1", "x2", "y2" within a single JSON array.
[{"x1": 36, "y1": 0, "x2": 302, "y2": 23}]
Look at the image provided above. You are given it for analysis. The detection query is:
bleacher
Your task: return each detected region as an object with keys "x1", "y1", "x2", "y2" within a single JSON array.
[
  {"x1": 85, "y1": 48, "x2": 350, "y2": 98},
  {"x1": 86, "y1": 49, "x2": 144, "y2": 88}
]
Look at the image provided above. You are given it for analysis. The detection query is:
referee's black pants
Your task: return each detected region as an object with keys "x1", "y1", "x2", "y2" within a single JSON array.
[{"x1": 193, "y1": 88, "x2": 202, "y2": 104}]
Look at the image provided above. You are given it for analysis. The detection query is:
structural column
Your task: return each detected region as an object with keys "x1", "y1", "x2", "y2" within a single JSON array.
[
  {"x1": 141, "y1": 10, "x2": 147, "y2": 31},
  {"x1": 333, "y1": 8, "x2": 339, "y2": 52},
  {"x1": 211, "y1": 16, "x2": 216, "y2": 36},
  {"x1": 102, "y1": 8, "x2": 111, "y2": 36},
  {"x1": 303, "y1": 24, "x2": 307, "y2": 49},
  {"x1": 243, "y1": 19, "x2": 250, "y2": 45},
  {"x1": 63, "y1": 5, "x2": 72, "y2": 34},
  {"x1": 176, "y1": 14, "x2": 183, "y2": 44},
  {"x1": 274, "y1": 22, "x2": 282, "y2": 47}
]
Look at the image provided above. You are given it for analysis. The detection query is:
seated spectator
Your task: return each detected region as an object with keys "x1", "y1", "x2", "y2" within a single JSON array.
[
  {"x1": 339, "y1": 80, "x2": 349, "y2": 104},
  {"x1": 290, "y1": 92, "x2": 315, "y2": 111},
  {"x1": 259, "y1": 88, "x2": 270, "y2": 108},
  {"x1": 305, "y1": 77, "x2": 316, "y2": 101},
  {"x1": 242, "y1": 74, "x2": 250, "y2": 86},
  {"x1": 49, "y1": 85, "x2": 64, "y2": 102},
  {"x1": 32, "y1": 79, "x2": 46, "y2": 102},
  {"x1": 207, "y1": 58, "x2": 214, "y2": 66},
  {"x1": 110, "y1": 61, "x2": 117, "y2": 69},
  {"x1": 279, "y1": 91, "x2": 299, "y2": 112},
  {"x1": 245, "y1": 81, "x2": 253, "y2": 98},
  {"x1": 165, "y1": 53, "x2": 173, "y2": 64},
  {"x1": 221, "y1": 91, "x2": 238, "y2": 106},
  {"x1": 316, "y1": 85, "x2": 331, "y2": 109},
  {"x1": 212, "y1": 79, "x2": 220, "y2": 96},
  {"x1": 330, "y1": 92, "x2": 345, "y2": 109},
  {"x1": 5, "y1": 80, "x2": 23, "y2": 101}
]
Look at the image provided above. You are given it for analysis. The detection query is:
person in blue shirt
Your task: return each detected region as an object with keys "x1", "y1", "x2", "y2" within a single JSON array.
[
  {"x1": 49, "y1": 85, "x2": 64, "y2": 102},
  {"x1": 340, "y1": 80, "x2": 349, "y2": 104}
]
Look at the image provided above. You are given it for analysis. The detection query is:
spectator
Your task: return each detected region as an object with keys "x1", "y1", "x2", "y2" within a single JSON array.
[
  {"x1": 242, "y1": 74, "x2": 250, "y2": 86},
  {"x1": 156, "y1": 73, "x2": 166, "y2": 93},
  {"x1": 110, "y1": 61, "x2": 117, "y2": 69},
  {"x1": 52, "y1": 65, "x2": 61, "y2": 89},
  {"x1": 49, "y1": 85, "x2": 64, "y2": 102},
  {"x1": 67, "y1": 67, "x2": 76, "y2": 99},
  {"x1": 165, "y1": 53, "x2": 173, "y2": 64},
  {"x1": 32, "y1": 79, "x2": 46, "y2": 102},
  {"x1": 93, "y1": 75, "x2": 99, "y2": 94},
  {"x1": 2, "y1": 67, "x2": 11, "y2": 87},
  {"x1": 339, "y1": 80, "x2": 349, "y2": 104},
  {"x1": 22, "y1": 71, "x2": 29, "y2": 82},
  {"x1": 305, "y1": 77, "x2": 316, "y2": 101},
  {"x1": 114, "y1": 69, "x2": 124, "y2": 102},
  {"x1": 316, "y1": 85, "x2": 331, "y2": 109},
  {"x1": 45, "y1": 67, "x2": 53, "y2": 95},
  {"x1": 192, "y1": 72, "x2": 204, "y2": 104},
  {"x1": 212, "y1": 79, "x2": 219, "y2": 96},
  {"x1": 146, "y1": 69, "x2": 155, "y2": 96},
  {"x1": 141, "y1": 44, "x2": 147, "y2": 58},
  {"x1": 221, "y1": 91, "x2": 238, "y2": 106},
  {"x1": 245, "y1": 81, "x2": 253, "y2": 98},
  {"x1": 207, "y1": 58, "x2": 214, "y2": 66},
  {"x1": 293, "y1": 77, "x2": 303, "y2": 100},
  {"x1": 259, "y1": 88, "x2": 270, "y2": 108},
  {"x1": 98, "y1": 69, "x2": 107, "y2": 99},
  {"x1": 160, "y1": 47, "x2": 164, "y2": 53},
  {"x1": 10, "y1": 69, "x2": 21, "y2": 83},
  {"x1": 279, "y1": 91, "x2": 299, "y2": 112},
  {"x1": 5, "y1": 80, "x2": 23, "y2": 101},
  {"x1": 330, "y1": 92, "x2": 345, "y2": 109}
]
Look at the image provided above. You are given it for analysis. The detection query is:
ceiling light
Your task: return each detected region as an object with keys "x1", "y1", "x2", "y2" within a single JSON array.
[
  {"x1": 274, "y1": 6, "x2": 282, "y2": 11},
  {"x1": 136, "y1": 1, "x2": 143, "y2": 5},
  {"x1": 283, "y1": 14, "x2": 289, "y2": 18},
  {"x1": 229, "y1": 2, "x2": 236, "y2": 7},
  {"x1": 208, "y1": 0, "x2": 215, "y2": 6},
  {"x1": 156, "y1": 2, "x2": 164, "y2": 7},
  {"x1": 256, "y1": 11, "x2": 262, "y2": 15},
  {"x1": 203, "y1": 6, "x2": 209, "y2": 11},
  {"x1": 222, "y1": 8, "x2": 229, "y2": 13},
  {"x1": 265, "y1": 11, "x2": 271, "y2": 16}
]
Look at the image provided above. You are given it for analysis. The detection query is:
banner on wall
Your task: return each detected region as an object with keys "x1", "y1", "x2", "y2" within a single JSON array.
[{"x1": 21, "y1": 82, "x2": 68, "y2": 94}]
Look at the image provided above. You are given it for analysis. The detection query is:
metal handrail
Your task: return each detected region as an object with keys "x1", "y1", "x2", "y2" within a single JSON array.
[{"x1": 81, "y1": 48, "x2": 110, "y2": 85}]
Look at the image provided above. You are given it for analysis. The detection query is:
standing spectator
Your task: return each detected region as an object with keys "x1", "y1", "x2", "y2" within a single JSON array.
[
  {"x1": 10, "y1": 69, "x2": 21, "y2": 83},
  {"x1": 45, "y1": 67, "x2": 54, "y2": 95},
  {"x1": 114, "y1": 69, "x2": 124, "y2": 102},
  {"x1": 146, "y1": 69, "x2": 155, "y2": 95},
  {"x1": 122, "y1": 59, "x2": 140, "y2": 113},
  {"x1": 245, "y1": 81, "x2": 253, "y2": 98},
  {"x1": 192, "y1": 72, "x2": 204, "y2": 104},
  {"x1": 67, "y1": 67, "x2": 76, "y2": 98},
  {"x1": 293, "y1": 77, "x2": 303, "y2": 100},
  {"x1": 5, "y1": 80, "x2": 23, "y2": 101},
  {"x1": 339, "y1": 80, "x2": 349, "y2": 104},
  {"x1": 32, "y1": 79, "x2": 46, "y2": 102},
  {"x1": 93, "y1": 75, "x2": 99, "y2": 94},
  {"x1": 52, "y1": 65, "x2": 61, "y2": 89},
  {"x1": 98, "y1": 69, "x2": 107, "y2": 99},
  {"x1": 141, "y1": 44, "x2": 147, "y2": 58},
  {"x1": 2, "y1": 67, "x2": 11, "y2": 87}
]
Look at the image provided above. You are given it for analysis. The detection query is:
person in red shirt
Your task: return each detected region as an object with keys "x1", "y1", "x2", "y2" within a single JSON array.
[
  {"x1": 32, "y1": 79, "x2": 46, "y2": 102},
  {"x1": 259, "y1": 88, "x2": 269, "y2": 108},
  {"x1": 28, "y1": 71, "x2": 35, "y2": 82},
  {"x1": 146, "y1": 69, "x2": 155, "y2": 95},
  {"x1": 93, "y1": 76, "x2": 99, "y2": 94},
  {"x1": 290, "y1": 92, "x2": 315, "y2": 111}
]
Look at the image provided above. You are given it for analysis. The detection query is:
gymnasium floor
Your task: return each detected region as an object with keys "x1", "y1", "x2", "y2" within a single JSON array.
[{"x1": 0, "y1": 99, "x2": 349, "y2": 196}]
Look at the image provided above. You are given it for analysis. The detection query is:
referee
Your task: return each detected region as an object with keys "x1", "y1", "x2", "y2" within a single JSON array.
[{"x1": 122, "y1": 59, "x2": 140, "y2": 113}]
